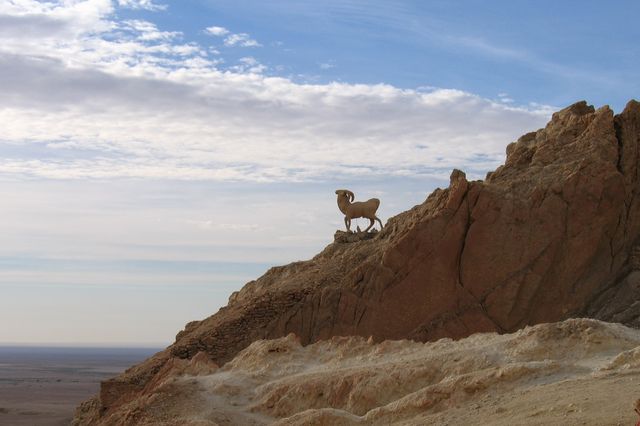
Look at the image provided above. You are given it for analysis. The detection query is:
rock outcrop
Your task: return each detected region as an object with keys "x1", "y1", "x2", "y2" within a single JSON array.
[
  {"x1": 78, "y1": 319, "x2": 640, "y2": 425},
  {"x1": 74, "y1": 100, "x2": 640, "y2": 425}
]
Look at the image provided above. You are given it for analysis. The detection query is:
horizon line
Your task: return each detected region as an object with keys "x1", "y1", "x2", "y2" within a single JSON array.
[{"x1": 0, "y1": 342, "x2": 168, "y2": 349}]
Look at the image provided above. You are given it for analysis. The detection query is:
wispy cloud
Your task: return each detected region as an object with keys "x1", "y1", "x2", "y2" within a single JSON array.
[
  {"x1": 238, "y1": 1, "x2": 618, "y2": 90},
  {"x1": 445, "y1": 35, "x2": 619, "y2": 87},
  {"x1": 230, "y1": 56, "x2": 266, "y2": 74},
  {"x1": 123, "y1": 19, "x2": 181, "y2": 41},
  {"x1": 205, "y1": 25, "x2": 261, "y2": 47},
  {"x1": 319, "y1": 61, "x2": 336, "y2": 70},
  {"x1": 117, "y1": 0, "x2": 167, "y2": 12},
  {"x1": 223, "y1": 32, "x2": 261, "y2": 47}
]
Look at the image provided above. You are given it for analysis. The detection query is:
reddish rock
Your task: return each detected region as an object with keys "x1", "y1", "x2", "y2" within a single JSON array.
[{"x1": 74, "y1": 100, "x2": 640, "y2": 425}]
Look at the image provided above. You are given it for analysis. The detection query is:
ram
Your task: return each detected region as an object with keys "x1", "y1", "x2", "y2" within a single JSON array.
[{"x1": 335, "y1": 189, "x2": 383, "y2": 233}]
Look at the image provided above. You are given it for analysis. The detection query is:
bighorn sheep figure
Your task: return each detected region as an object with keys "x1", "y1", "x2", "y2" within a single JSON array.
[{"x1": 335, "y1": 189, "x2": 383, "y2": 233}]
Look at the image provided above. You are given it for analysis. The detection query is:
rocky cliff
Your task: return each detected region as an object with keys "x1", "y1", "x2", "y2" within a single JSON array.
[{"x1": 74, "y1": 100, "x2": 640, "y2": 425}]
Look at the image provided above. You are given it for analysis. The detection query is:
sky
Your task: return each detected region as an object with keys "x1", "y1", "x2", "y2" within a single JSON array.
[{"x1": 0, "y1": 0, "x2": 638, "y2": 346}]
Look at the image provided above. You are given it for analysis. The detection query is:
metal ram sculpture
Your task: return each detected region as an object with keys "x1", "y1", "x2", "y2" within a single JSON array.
[{"x1": 335, "y1": 189, "x2": 383, "y2": 233}]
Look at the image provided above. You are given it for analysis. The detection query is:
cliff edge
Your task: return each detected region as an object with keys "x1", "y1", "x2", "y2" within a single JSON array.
[{"x1": 74, "y1": 100, "x2": 640, "y2": 425}]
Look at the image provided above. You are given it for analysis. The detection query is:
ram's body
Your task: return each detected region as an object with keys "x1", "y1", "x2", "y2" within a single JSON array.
[
  {"x1": 335, "y1": 189, "x2": 383, "y2": 232},
  {"x1": 338, "y1": 198, "x2": 380, "y2": 219}
]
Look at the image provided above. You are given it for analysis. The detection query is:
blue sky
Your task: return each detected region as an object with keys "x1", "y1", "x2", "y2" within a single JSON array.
[
  {"x1": 0, "y1": 0, "x2": 637, "y2": 345},
  {"x1": 133, "y1": 0, "x2": 638, "y2": 110}
]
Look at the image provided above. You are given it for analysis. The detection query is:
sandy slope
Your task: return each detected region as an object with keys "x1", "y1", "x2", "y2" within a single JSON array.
[{"x1": 99, "y1": 318, "x2": 640, "y2": 425}]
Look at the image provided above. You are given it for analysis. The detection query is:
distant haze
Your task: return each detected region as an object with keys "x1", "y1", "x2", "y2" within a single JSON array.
[{"x1": 0, "y1": 0, "x2": 637, "y2": 345}]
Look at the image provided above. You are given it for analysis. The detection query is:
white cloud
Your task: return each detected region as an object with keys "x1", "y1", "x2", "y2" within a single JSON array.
[
  {"x1": 205, "y1": 25, "x2": 261, "y2": 47},
  {"x1": 205, "y1": 26, "x2": 229, "y2": 37},
  {"x1": 223, "y1": 32, "x2": 261, "y2": 47},
  {"x1": 117, "y1": 0, "x2": 167, "y2": 11},
  {"x1": 497, "y1": 92, "x2": 514, "y2": 104},
  {"x1": 230, "y1": 56, "x2": 266, "y2": 74},
  {"x1": 0, "y1": 1, "x2": 552, "y2": 184},
  {"x1": 123, "y1": 19, "x2": 181, "y2": 41}
]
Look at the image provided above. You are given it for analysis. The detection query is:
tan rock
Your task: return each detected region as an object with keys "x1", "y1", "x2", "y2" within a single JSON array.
[{"x1": 79, "y1": 319, "x2": 640, "y2": 425}]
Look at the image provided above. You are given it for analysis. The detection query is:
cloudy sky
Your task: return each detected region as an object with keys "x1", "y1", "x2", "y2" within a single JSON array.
[{"x1": 1, "y1": 0, "x2": 638, "y2": 345}]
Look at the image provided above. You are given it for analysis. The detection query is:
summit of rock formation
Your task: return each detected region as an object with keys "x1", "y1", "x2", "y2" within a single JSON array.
[{"x1": 74, "y1": 100, "x2": 640, "y2": 425}]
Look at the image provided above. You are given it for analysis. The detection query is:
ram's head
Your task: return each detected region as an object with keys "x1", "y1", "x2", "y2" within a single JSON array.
[{"x1": 335, "y1": 189, "x2": 354, "y2": 202}]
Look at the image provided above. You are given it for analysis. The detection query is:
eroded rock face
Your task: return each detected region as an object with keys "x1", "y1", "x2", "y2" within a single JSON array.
[
  {"x1": 78, "y1": 319, "x2": 640, "y2": 425},
  {"x1": 74, "y1": 100, "x2": 640, "y2": 425}
]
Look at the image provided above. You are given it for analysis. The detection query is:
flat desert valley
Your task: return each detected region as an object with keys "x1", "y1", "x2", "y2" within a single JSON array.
[{"x1": 0, "y1": 346, "x2": 158, "y2": 425}]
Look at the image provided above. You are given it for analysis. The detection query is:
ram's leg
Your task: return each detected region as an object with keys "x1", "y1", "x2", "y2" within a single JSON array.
[
  {"x1": 345, "y1": 217, "x2": 351, "y2": 232},
  {"x1": 364, "y1": 218, "x2": 374, "y2": 232},
  {"x1": 375, "y1": 216, "x2": 383, "y2": 229}
]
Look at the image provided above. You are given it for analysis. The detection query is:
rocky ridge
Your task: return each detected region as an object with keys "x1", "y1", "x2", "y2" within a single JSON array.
[
  {"x1": 74, "y1": 100, "x2": 640, "y2": 425},
  {"x1": 79, "y1": 319, "x2": 640, "y2": 425}
]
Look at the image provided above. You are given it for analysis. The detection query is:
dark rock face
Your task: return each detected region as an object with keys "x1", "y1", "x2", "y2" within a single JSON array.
[{"x1": 74, "y1": 100, "x2": 640, "y2": 425}]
